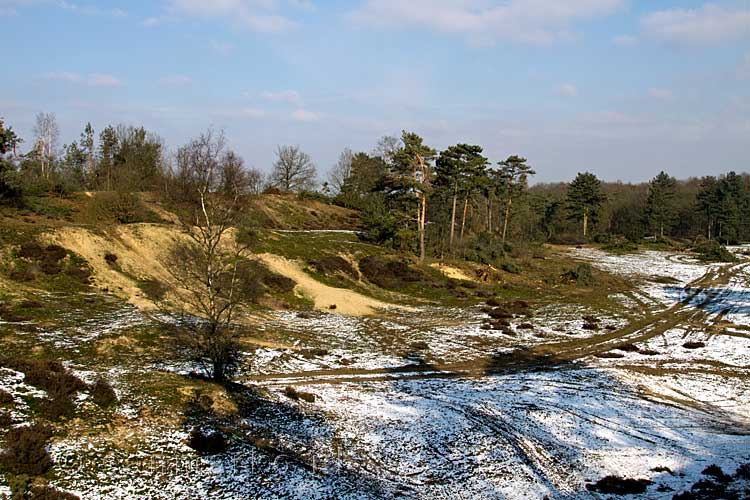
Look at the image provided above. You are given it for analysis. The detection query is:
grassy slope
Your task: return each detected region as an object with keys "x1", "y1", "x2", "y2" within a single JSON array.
[{"x1": 0, "y1": 192, "x2": 638, "y2": 497}]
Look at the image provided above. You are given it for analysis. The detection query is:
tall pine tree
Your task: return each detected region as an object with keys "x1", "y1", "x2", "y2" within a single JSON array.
[
  {"x1": 566, "y1": 172, "x2": 606, "y2": 238},
  {"x1": 646, "y1": 171, "x2": 677, "y2": 239}
]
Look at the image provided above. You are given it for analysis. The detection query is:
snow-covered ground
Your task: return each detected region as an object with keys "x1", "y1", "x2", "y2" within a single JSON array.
[{"x1": 3, "y1": 248, "x2": 750, "y2": 499}]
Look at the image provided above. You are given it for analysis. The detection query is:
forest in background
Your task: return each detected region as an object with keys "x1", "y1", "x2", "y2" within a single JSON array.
[{"x1": 1, "y1": 113, "x2": 749, "y2": 264}]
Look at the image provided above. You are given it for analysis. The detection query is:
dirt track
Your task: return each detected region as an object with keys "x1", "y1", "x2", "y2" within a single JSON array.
[{"x1": 246, "y1": 260, "x2": 750, "y2": 387}]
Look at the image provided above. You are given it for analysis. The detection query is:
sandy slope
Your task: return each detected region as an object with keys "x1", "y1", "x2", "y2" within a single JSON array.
[
  {"x1": 258, "y1": 253, "x2": 400, "y2": 316},
  {"x1": 43, "y1": 224, "x2": 182, "y2": 310}
]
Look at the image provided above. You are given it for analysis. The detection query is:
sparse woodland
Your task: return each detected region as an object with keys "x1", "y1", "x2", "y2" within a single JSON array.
[{"x1": 3, "y1": 115, "x2": 747, "y2": 262}]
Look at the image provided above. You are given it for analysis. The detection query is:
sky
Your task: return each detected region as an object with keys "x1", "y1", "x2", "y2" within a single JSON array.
[{"x1": 1, "y1": 0, "x2": 749, "y2": 183}]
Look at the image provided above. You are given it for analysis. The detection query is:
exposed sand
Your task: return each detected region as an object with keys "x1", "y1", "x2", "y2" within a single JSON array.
[
  {"x1": 258, "y1": 253, "x2": 400, "y2": 316},
  {"x1": 43, "y1": 224, "x2": 183, "y2": 310},
  {"x1": 430, "y1": 263, "x2": 474, "y2": 282}
]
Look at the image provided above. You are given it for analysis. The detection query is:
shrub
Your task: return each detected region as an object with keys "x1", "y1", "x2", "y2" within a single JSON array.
[
  {"x1": 0, "y1": 388, "x2": 12, "y2": 404},
  {"x1": 307, "y1": 256, "x2": 356, "y2": 278},
  {"x1": 262, "y1": 273, "x2": 295, "y2": 294},
  {"x1": 358, "y1": 256, "x2": 423, "y2": 289},
  {"x1": 187, "y1": 428, "x2": 226, "y2": 455},
  {"x1": 0, "y1": 422, "x2": 54, "y2": 475},
  {"x1": 88, "y1": 192, "x2": 158, "y2": 224},
  {"x1": 89, "y1": 379, "x2": 118, "y2": 408},
  {"x1": 585, "y1": 476, "x2": 652, "y2": 495},
  {"x1": 104, "y1": 252, "x2": 118, "y2": 265},
  {"x1": 28, "y1": 485, "x2": 81, "y2": 500},
  {"x1": 137, "y1": 279, "x2": 167, "y2": 301},
  {"x1": 2, "y1": 359, "x2": 86, "y2": 421},
  {"x1": 284, "y1": 386, "x2": 315, "y2": 403},
  {"x1": 500, "y1": 260, "x2": 522, "y2": 274},
  {"x1": 692, "y1": 239, "x2": 737, "y2": 263},
  {"x1": 560, "y1": 263, "x2": 594, "y2": 286},
  {"x1": 18, "y1": 243, "x2": 44, "y2": 260},
  {"x1": 9, "y1": 359, "x2": 86, "y2": 397},
  {"x1": 64, "y1": 267, "x2": 91, "y2": 283}
]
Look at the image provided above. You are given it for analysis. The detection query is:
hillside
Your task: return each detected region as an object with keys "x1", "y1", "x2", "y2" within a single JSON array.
[{"x1": 1, "y1": 194, "x2": 749, "y2": 500}]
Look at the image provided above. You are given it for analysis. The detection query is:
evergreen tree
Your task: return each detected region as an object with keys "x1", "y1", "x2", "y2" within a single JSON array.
[
  {"x1": 97, "y1": 125, "x2": 118, "y2": 190},
  {"x1": 646, "y1": 171, "x2": 677, "y2": 238},
  {"x1": 61, "y1": 141, "x2": 87, "y2": 189},
  {"x1": 566, "y1": 172, "x2": 606, "y2": 238},
  {"x1": 717, "y1": 172, "x2": 743, "y2": 244},
  {"x1": 390, "y1": 131, "x2": 436, "y2": 262},
  {"x1": 495, "y1": 155, "x2": 535, "y2": 244},
  {"x1": 697, "y1": 176, "x2": 720, "y2": 240},
  {"x1": 435, "y1": 144, "x2": 488, "y2": 251},
  {"x1": 80, "y1": 122, "x2": 95, "y2": 187}
]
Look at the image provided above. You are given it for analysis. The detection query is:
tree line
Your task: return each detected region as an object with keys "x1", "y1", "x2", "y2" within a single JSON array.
[
  {"x1": 2, "y1": 115, "x2": 749, "y2": 258},
  {"x1": 0, "y1": 113, "x2": 319, "y2": 201},
  {"x1": 328, "y1": 131, "x2": 750, "y2": 259}
]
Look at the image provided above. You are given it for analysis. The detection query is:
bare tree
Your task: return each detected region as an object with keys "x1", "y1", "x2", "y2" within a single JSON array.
[
  {"x1": 160, "y1": 129, "x2": 255, "y2": 382},
  {"x1": 32, "y1": 112, "x2": 59, "y2": 179},
  {"x1": 373, "y1": 134, "x2": 401, "y2": 167},
  {"x1": 219, "y1": 150, "x2": 248, "y2": 195},
  {"x1": 246, "y1": 167, "x2": 265, "y2": 196},
  {"x1": 270, "y1": 145, "x2": 317, "y2": 192},
  {"x1": 328, "y1": 148, "x2": 354, "y2": 194}
]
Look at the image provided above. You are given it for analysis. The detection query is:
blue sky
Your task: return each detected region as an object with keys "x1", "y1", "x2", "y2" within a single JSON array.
[{"x1": 1, "y1": 0, "x2": 749, "y2": 182}]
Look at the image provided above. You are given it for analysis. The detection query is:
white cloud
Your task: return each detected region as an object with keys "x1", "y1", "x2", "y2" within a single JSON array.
[
  {"x1": 261, "y1": 90, "x2": 300, "y2": 103},
  {"x1": 43, "y1": 72, "x2": 122, "y2": 87},
  {"x1": 159, "y1": 75, "x2": 193, "y2": 86},
  {"x1": 57, "y1": 1, "x2": 127, "y2": 17},
  {"x1": 612, "y1": 34, "x2": 637, "y2": 46},
  {"x1": 44, "y1": 71, "x2": 83, "y2": 83},
  {"x1": 89, "y1": 74, "x2": 121, "y2": 87},
  {"x1": 291, "y1": 109, "x2": 319, "y2": 122},
  {"x1": 170, "y1": 0, "x2": 296, "y2": 32},
  {"x1": 349, "y1": 0, "x2": 625, "y2": 45},
  {"x1": 641, "y1": 4, "x2": 750, "y2": 45},
  {"x1": 558, "y1": 83, "x2": 578, "y2": 97},
  {"x1": 142, "y1": 16, "x2": 160, "y2": 27},
  {"x1": 648, "y1": 88, "x2": 674, "y2": 101}
]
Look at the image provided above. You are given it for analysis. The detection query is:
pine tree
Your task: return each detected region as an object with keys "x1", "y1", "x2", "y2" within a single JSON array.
[
  {"x1": 391, "y1": 131, "x2": 436, "y2": 262},
  {"x1": 697, "y1": 176, "x2": 719, "y2": 240},
  {"x1": 566, "y1": 172, "x2": 606, "y2": 238},
  {"x1": 435, "y1": 144, "x2": 488, "y2": 251},
  {"x1": 97, "y1": 125, "x2": 118, "y2": 190},
  {"x1": 495, "y1": 155, "x2": 535, "y2": 244},
  {"x1": 646, "y1": 171, "x2": 677, "y2": 239},
  {"x1": 80, "y1": 122, "x2": 95, "y2": 187}
]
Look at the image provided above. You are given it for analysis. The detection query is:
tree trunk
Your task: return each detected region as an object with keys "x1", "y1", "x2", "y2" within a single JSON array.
[
  {"x1": 419, "y1": 193, "x2": 427, "y2": 262},
  {"x1": 460, "y1": 197, "x2": 469, "y2": 241},
  {"x1": 660, "y1": 223, "x2": 664, "y2": 239},
  {"x1": 449, "y1": 188, "x2": 457, "y2": 251},
  {"x1": 502, "y1": 197, "x2": 512, "y2": 244},
  {"x1": 487, "y1": 197, "x2": 493, "y2": 233},
  {"x1": 583, "y1": 209, "x2": 589, "y2": 237}
]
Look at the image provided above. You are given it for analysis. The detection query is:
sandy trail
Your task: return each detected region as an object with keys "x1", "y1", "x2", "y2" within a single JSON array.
[{"x1": 258, "y1": 253, "x2": 405, "y2": 316}]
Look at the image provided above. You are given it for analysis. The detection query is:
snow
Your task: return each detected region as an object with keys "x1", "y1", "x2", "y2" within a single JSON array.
[{"x1": 3, "y1": 247, "x2": 750, "y2": 499}]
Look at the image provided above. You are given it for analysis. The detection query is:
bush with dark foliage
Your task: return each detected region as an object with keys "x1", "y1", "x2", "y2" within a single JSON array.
[
  {"x1": 188, "y1": 428, "x2": 226, "y2": 455},
  {"x1": 89, "y1": 378, "x2": 118, "y2": 408},
  {"x1": 560, "y1": 263, "x2": 594, "y2": 286},
  {"x1": 358, "y1": 256, "x2": 423, "y2": 289},
  {"x1": 307, "y1": 256, "x2": 356, "y2": 278},
  {"x1": 0, "y1": 422, "x2": 54, "y2": 475},
  {"x1": 586, "y1": 476, "x2": 652, "y2": 495},
  {"x1": 1, "y1": 358, "x2": 86, "y2": 420}
]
